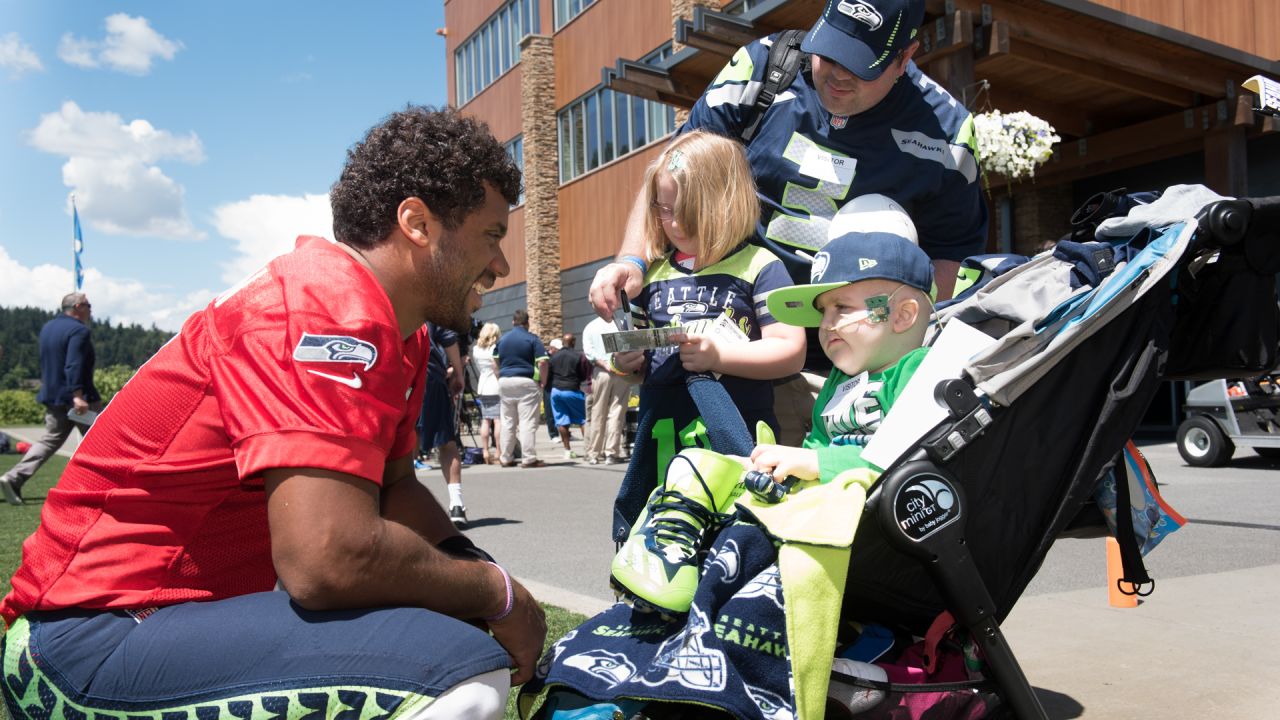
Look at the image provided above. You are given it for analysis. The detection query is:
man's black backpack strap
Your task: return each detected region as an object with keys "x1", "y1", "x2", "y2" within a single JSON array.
[{"x1": 740, "y1": 29, "x2": 806, "y2": 143}]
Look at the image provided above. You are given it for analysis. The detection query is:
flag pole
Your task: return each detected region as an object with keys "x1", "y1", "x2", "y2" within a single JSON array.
[{"x1": 72, "y1": 195, "x2": 84, "y2": 292}]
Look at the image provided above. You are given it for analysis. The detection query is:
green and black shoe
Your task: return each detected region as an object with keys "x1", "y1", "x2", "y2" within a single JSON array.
[{"x1": 610, "y1": 448, "x2": 747, "y2": 615}]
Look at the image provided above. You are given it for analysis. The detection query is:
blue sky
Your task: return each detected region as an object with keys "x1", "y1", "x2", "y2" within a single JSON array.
[{"x1": 0, "y1": 1, "x2": 449, "y2": 330}]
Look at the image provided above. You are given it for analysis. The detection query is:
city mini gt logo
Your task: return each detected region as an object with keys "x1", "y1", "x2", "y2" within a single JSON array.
[
  {"x1": 293, "y1": 333, "x2": 378, "y2": 370},
  {"x1": 837, "y1": 1, "x2": 883, "y2": 30},
  {"x1": 894, "y1": 475, "x2": 960, "y2": 541}
]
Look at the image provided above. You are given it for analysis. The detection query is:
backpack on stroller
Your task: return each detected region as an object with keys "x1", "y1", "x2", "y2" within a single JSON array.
[{"x1": 520, "y1": 187, "x2": 1280, "y2": 719}]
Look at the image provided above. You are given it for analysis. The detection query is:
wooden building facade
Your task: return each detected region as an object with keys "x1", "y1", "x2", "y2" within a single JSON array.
[{"x1": 443, "y1": 0, "x2": 1280, "y2": 427}]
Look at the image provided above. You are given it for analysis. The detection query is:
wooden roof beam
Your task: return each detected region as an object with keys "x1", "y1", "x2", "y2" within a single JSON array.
[
  {"x1": 976, "y1": 20, "x2": 1196, "y2": 108},
  {"x1": 947, "y1": 0, "x2": 1235, "y2": 98},
  {"x1": 1032, "y1": 100, "x2": 1238, "y2": 183},
  {"x1": 986, "y1": 82, "x2": 1092, "y2": 138},
  {"x1": 690, "y1": 7, "x2": 760, "y2": 48},
  {"x1": 608, "y1": 60, "x2": 701, "y2": 108}
]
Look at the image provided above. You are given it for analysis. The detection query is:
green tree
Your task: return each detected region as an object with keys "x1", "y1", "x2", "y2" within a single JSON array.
[{"x1": 94, "y1": 364, "x2": 137, "y2": 404}]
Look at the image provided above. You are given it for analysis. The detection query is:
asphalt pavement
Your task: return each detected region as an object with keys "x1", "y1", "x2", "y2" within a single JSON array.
[{"x1": 6, "y1": 425, "x2": 1278, "y2": 719}]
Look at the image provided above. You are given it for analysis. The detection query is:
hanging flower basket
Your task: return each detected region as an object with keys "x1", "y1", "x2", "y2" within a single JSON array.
[{"x1": 974, "y1": 110, "x2": 1061, "y2": 182}]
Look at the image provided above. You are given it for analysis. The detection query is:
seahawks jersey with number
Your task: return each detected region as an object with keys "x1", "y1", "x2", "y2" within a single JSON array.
[
  {"x1": 681, "y1": 34, "x2": 987, "y2": 264},
  {"x1": 802, "y1": 346, "x2": 929, "y2": 482}
]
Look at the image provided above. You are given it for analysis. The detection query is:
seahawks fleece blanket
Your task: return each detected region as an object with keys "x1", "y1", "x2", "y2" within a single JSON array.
[{"x1": 521, "y1": 522, "x2": 794, "y2": 719}]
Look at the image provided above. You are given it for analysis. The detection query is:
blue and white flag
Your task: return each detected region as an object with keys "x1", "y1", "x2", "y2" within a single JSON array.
[{"x1": 72, "y1": 199, "x2": 84, "y2": 291}]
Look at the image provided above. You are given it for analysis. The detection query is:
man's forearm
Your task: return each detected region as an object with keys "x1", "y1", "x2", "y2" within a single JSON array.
[{"x1": 265, "y1": 468, "x2": 506, "y2": 619}]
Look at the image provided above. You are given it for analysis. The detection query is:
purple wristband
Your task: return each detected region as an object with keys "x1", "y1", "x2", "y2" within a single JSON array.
[{"x1": 483, "y1": 561, "x2": 515, "y2": 622}]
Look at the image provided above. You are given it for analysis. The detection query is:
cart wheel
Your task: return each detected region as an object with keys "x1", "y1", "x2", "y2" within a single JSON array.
[
  {"x1": 1254, "y1": 447, "x2": 1280, "y2": 459},
  {"x1": 1176, "y1": 416, "x2": 1234, "y2": 467}
]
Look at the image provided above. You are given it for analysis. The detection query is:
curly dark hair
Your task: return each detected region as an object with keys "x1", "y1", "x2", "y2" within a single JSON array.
[{"x1": 330, "y1": 106, "x2": 522, "y2": 248}]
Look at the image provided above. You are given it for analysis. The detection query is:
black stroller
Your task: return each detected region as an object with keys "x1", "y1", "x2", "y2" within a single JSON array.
[{"x1": 523, "y1": 189, "x2": 1280, "y2": 719}]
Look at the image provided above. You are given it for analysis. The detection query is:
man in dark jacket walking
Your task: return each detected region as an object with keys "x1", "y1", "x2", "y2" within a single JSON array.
[{"x1": 1, "y1": 292, "x2": 99, "y2": 505}]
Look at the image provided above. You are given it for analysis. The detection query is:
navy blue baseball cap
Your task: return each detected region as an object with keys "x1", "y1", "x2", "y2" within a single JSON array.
[
  {"x1": 802, "y1": 0, "x2": 925, "y2": 81},
  {"x1": 767, "y1": 229, "x2": 933, "y2": 327}
]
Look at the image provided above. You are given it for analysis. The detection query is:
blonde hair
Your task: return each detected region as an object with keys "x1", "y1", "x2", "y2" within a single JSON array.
[
  {"x1": 640, "y1": 130, "x2": 759, "y2": 268},
  {"x1": 476, "y1": 322, "x2": 501, "y2": 349}
]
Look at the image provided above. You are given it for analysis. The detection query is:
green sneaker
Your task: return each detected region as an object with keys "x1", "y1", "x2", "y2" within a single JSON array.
[{"x1": 610, "y1": 448, "x2": 747, "y2": 615}]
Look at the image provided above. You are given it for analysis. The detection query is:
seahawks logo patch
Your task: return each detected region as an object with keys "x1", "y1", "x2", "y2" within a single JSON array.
[
  {"x1": 838, "y1": 1, "x2": 883, "y2": 30},
  {"x1": 293, "y1": 333, "x2": 378, "y2": 370},
  {"x1": 811, "y1": 252, "x2": 832, "y2": 283}
]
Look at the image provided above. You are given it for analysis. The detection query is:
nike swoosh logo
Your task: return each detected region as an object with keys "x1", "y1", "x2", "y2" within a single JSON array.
[{"x1": 307, "y1": 369, "x2": 363, "y2": 389}]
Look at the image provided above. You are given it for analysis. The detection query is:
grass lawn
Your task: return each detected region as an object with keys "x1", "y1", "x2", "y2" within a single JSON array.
[{"x1": 0, "y1": 454, "x2": 586, "y2": 720}]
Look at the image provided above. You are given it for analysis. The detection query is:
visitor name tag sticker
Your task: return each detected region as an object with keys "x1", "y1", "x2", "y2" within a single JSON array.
[
  {"x1": 821, "y1": 371, "x2": 868, "y2": 422},
  {"x1": 800, "y1": 146, "x2": 856, "y2": 185}
]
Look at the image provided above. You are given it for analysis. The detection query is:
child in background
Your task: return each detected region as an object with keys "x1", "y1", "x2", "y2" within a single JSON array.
[
  {"x1": 613, "y1": 204, "x2": 933, "y2": 614},
  {"x1": 609, "y1": 130, "x2": 805, "y2": 610}
]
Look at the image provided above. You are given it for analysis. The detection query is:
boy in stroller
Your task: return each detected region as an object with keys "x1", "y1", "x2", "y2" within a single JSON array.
[{"x1": 611, "y1": 218, "x2": 934, "y2": 617}]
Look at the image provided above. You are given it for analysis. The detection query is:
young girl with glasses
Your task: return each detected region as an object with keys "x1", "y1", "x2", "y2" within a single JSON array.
[{"x1": 610, "y1": 130, "x2": 805, "y2": 504}]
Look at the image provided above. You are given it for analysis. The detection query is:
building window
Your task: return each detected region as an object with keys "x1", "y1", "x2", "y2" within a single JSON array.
[
  {"x1": 456, "y1": 0, "x2": 540, "y2": 106},
  {"x1": 723, "y1": 0, "x2": 761, "y2": 14},
  {"x1": 556, "y1": 45, "x2": 677, "y2": 184},
  {"x1": 505, "y1": 136, "x2": 525, "y2": 206},
  {"x1": 554, "y1": 0, "x2": 598, "y2": 30}
]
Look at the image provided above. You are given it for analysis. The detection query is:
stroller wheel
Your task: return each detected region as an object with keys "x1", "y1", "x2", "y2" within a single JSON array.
[{"x1": 1176, "y1": 415, "x2": 1234, "y2": 467}]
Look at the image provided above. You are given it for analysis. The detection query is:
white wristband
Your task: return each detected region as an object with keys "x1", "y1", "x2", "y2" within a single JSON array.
[{"x1": 482, "y1": 561, "x2": 514, "y2": 622}]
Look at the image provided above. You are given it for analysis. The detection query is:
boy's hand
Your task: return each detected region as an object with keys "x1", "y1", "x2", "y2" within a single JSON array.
[
  {"x1": 750, "y1": 444, "x2": 820, "y2": 482},
  {"x1": 674, "y1": 332, "x2": 720, "y2": 373}
]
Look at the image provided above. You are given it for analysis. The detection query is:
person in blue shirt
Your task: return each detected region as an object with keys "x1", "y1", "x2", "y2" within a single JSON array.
[
  {"x1": 495, "y1": 309, "x2": 549, "y2": 468},
  {"x1": 1, "y1": 293, "x2": 99, "y2": 506},
  {"x1": 589, "y1": 0, "x2": 986, "y2": 445}
]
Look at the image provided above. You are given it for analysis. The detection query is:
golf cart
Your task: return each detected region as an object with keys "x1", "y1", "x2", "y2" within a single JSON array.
[{"x1": 1176, "y1": 374, "x2": 1280, "y2": 466}]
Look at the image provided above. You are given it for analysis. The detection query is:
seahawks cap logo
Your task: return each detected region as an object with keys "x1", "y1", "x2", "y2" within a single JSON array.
[
  {"x1": 811, "y1": 251, "x2": 832, "y2": 282},
  {"x1": 293, "y1": 333, "x2": 378, "y2": 370},
  {"x1": 838, "y1": 1, "x2": 884, "y2": 30}
]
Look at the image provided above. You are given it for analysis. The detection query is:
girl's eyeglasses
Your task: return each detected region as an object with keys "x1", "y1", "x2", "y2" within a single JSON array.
[{"x1": 650, "y1": 203, "x2": 675, "y2": 221}]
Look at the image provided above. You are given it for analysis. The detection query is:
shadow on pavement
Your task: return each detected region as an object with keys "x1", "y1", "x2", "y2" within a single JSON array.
[
  {"x1": 1035, "y1": 687, "x2": 1084, "y2": 719},
  {"x1": 463, "y1": 517, "x2": 522, "y2": 529}
]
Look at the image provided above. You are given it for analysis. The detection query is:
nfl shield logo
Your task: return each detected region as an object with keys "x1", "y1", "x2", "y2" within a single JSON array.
[{"x1": 830, "y1": 114, "x2": 849, "y2": 129}]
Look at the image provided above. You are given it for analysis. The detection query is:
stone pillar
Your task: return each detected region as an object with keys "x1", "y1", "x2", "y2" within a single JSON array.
[
  {"x1": 1011, "y1": 183, "x2": 1074, "y2": 256},
  {"x1": 671, "y1": 0, "x2": 719, "y2": 127},
  {"x1": 520, "y1": 34, "x2": 562, "y2": 342}
]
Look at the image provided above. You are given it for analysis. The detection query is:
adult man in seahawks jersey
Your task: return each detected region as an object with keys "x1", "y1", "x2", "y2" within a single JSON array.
[{"x1": 590, "y1": 0, "x2": 986, "y2": 442}]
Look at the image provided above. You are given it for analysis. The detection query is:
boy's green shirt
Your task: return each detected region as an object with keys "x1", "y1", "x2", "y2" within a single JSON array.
[{"x1": 802, "y1": 346, "x2": 930, "y2": 482}]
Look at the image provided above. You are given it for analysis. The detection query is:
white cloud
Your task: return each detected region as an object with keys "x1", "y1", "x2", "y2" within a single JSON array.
[
  {"x1": 29, "y1": 101, "x2": 204, "y2": 240},
  {"x1": 0, "y1": 32, "x2": 43, "y2": 77},
  {"x1": 58, "y1": 14, "x2": 181, "y2": 75},
  {"x1": 56, "y1": 34, "x2": 96, "y2": 69},
  {"x1": 212, "y1": 193, "x2": 334, "y2": 284},
  {"x1": 0, "y1": 244, "x2": 213, "y2": 332}
]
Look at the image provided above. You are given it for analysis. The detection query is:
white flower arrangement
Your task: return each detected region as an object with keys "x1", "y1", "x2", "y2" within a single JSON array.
[{"x1": 974, "y1": 110, "x2": 1061, "y2": 182}]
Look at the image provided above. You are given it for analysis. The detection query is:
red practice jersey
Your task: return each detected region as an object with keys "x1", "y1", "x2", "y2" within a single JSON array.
[{"x1": 1, "y1": 237, "x2": 429, "y2": 624}]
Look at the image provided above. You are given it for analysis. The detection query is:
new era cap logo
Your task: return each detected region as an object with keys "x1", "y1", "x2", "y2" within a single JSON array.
[
  {"x1": 859, "y1": 258, "x2": 878, "y2": 270},
  {"x1": 838, "y1": 1, "x2": 883, "y2": 30}
]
